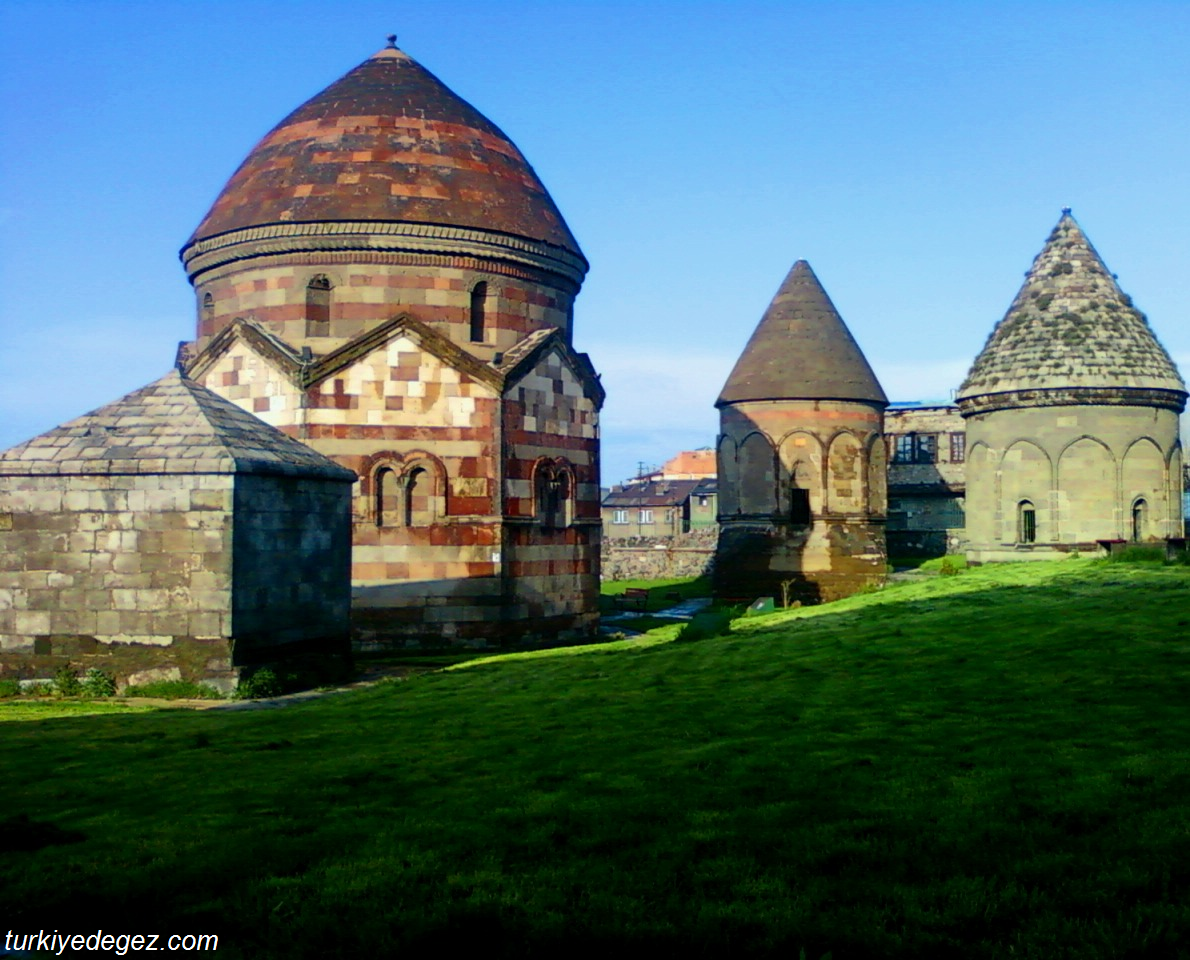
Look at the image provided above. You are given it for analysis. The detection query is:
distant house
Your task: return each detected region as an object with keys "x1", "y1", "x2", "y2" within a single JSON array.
[
  {"x1": 601, "y1": 478, "x2": 717, "y2": 539},
  {"x1": 885, "y1": 404, "x2": 966, "y2": 556},
  {"x1": 660, "y1": 448, "x2": 717, "y2": 480}
]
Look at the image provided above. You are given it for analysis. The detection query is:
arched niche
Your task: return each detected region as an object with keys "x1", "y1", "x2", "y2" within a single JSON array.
[
  {"x1": 1170, "y1": 446, "x2": 1185, "y2": 535},
  {"x1": 866, "y1": 434, "x2": 888, "y2": 517},
  {"x1": 826, "y1": 432, "x2": 863, "y2": 515},
  {"x1": 964, "y1": 440, "x2": 997, "y2": 545},
  {"x1": 737, "y1": 431, "x2": 777, "y2": 515},
  {"x1": 717, "y1": 435, "x2": 738, "y2": 516},
  {"x1": 1056, "y1": 437, "x2": 1115, "y2": 542},
  {"x1": 1121, "y1": 438, "x2": 1166, "y2": 540},
  {"x1": 778, "y1": 432, "x2": 824, "y2": 523},
  {"x1": 1001, "y1": 440, "x2": 1051, "y2": 543}
]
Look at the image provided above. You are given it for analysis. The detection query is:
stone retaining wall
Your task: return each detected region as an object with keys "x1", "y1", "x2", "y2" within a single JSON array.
[{"x1": 602, "y1": 528, "x2": 717, "y2": 581}]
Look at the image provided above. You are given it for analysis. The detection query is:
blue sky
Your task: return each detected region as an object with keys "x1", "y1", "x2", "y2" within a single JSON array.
[{"x1": 2, "y1": 1, "x2": 1188, "y2": 485}]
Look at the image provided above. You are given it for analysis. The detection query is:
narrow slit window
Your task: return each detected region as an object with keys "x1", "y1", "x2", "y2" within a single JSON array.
[
  {"x1": 470, "y1": 282, "x2": 488, "y2": 343},
  {"x1": 307, "y1": 275, "x2": 332, "y2": 334},
  {"x1": 1131, "y1": 499, "x2": 1147, "y2": 542},
  {"x1": 201, "y1": 292, "x2": 214, "y2": 330}
]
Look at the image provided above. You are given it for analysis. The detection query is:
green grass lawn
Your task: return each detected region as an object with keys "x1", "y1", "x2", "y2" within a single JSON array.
[
  {"x1": 0, "y1": 700, "x2": 162, "y2": 722},
  {"x1": 4, "y1": 560, "x2": 1190, "y2": 958}
]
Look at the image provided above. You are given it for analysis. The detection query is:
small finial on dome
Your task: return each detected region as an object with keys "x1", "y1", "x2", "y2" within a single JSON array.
[
  {"x1": 386, "y1": 34, "x2": 398, "y2": 48},
  {"x1": 1061, "y1": 206, "x2": 1072, "y2": 215}
]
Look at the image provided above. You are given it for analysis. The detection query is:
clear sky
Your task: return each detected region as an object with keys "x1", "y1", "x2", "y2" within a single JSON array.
[{"x1": 2, "y1": 1, "x2": 1188, "y2": 486}]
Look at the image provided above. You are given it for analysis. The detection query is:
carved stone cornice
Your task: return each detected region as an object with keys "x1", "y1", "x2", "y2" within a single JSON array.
[
  {"x1": 180, "y1": 220, "x2": 589, "y2": 287},
  {"x1": 957, "y1": 386, "x2": 1187, "y2": 417}
]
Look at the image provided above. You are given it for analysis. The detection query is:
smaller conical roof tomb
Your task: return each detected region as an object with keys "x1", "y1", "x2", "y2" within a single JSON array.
[{"x1": 717, "y1": 260, "x2": 887, "y2": 407}]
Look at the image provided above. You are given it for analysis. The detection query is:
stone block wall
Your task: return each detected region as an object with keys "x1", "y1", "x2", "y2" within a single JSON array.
[
  {"x1": 502, "y1": 347, "x2": 601, "y2": 643},
  {"x1": 602, "y1": 528, "x2": 717, "y2": 581},
  {"x1": 0, "y1": 473, "x2": 237, "y2": 689},
  {"x1": 963, "y1": 403, "x2": 1183, "y2": 561},
  {"x1": 194, "y1": 256, "x2": 576, "y2": 359}
]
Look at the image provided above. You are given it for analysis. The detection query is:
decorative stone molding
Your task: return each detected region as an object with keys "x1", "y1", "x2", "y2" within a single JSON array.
[
  {"x1": 958, "y1": 386, "x2": 1187, "y2": 417},
  {"x1": 181, "y1": 220, "x2": 588, "y2": 287}
]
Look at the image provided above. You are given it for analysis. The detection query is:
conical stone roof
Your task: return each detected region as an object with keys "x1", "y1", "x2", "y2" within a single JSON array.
[
  {"x1": 183, "y1": 40, "x2": 581, "y2": 259},
  {"x1": 0, "y1": 370, "x2": 356, "y2": 479},
  {"x1": 717, "y1": 260, "x2": 887, "y2": 407},
  {"x1": 958, "y1": 212, "x2": 1185, "y2": 410}
]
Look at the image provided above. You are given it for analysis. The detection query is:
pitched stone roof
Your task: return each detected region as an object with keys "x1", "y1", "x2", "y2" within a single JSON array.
[
  {"x1": 958, "y1": 212, "x2": 1186, "y2": 405},
  {"x1": 717, "y1": 260, "x2": 887, "y2": 406},
  {"x1": 0, "y1": 370, "x2": 357, "y2": 479},
  {"x1": 184, "y1": 40, "x2": 582, "y2": 259}
]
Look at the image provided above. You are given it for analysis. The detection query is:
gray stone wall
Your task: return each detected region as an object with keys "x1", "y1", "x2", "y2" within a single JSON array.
[
  {"x1": 602, "y1": 528, "x2": 717, "y2": 582},
  {"x1": 964, "y1": 403, "x2": 1183, "y2": 562},
  {"x1": 0, "y1": 473, "x2": 237, "y2": 688},
  {"x1": 231, "y1": 474, "x2": 353, "y2": 658}
]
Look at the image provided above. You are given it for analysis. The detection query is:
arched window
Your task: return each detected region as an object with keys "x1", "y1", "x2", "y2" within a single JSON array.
[
  {"x1": 534, "y1": 461, "x2": 572, "y2": 529},
  {"x1": 307, "y1": 275, "x2": 333, "y2": 335},
  {"x1": 405, "y1": 467, "x2": 432, "y2": 526},
  {"x1": 374, "y1": 460, "x2": 440, "y2": 528},
  {"x1": 556, "y1": 469, "x2": 572, "y2": 527},
  {"x1": 1131, "y1": 499, "x2": 1148, "y2": 542},
  {"x1": 470, "y1": 282, "x2": 488, "y2": 343},
  {"x1": 375, "y1": 468, "x2": 399, "y2": 527},
  {"x1": 1018, "y1": 500, "x2": 1036, "y2": 544}
]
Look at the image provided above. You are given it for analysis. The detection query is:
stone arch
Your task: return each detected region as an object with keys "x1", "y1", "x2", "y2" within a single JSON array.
[
  {"x1": 737, "y1": 431, "x2": 777, "y2": 515},
  {"x1": 777, "y1": 431, "x2": 824, "y2": 523},
  {"x1": 1056, "y1": 436, "x2": 1116, "y2": 542},
  {"x1": 1000, "y1": 440, "x2": 1051, "y2": 543},
  {"x1": 826, "y1": 430, "x2": 863, "y2": 515},
  {"x1": 1121, "y1": 437, "x2": 1166, "y2": 540},
  {"x1": 717, "y1": 435, "x2": 738, "y2": 516}
]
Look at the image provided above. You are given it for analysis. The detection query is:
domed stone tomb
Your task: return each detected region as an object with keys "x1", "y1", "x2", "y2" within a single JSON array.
[{"x1": 179, "y1": 39, "x2": 603, "y2": 647}]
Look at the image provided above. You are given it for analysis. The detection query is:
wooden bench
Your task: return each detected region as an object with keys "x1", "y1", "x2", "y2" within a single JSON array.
[{"x1": 614, "y1": 587, "x2": 650, "y2": 611}]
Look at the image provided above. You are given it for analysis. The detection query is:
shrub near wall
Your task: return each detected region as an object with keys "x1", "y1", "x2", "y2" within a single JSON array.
[{"x1": 602, "y1": 528, "x2": 717, "y2": 581}]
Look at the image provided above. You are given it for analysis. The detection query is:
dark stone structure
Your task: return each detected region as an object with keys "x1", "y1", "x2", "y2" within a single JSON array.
[{"x1": 714, "y1": 261, "x2": 888, "y2": 603}]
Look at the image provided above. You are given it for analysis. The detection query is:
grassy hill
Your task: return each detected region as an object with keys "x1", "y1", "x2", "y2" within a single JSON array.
[{"x1": 3, "y1": 559, "x2": 1189, "y2": 959}]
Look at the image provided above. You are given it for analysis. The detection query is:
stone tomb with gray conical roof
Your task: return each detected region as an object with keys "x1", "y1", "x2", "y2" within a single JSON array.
[
  {"x1": 957, "y1": 212, "x2": 1186, "y2": 561},
  {"x1": 714, "y1": 260, "x2": 889, "y2": 604},
  {"x1": 0, "y1": 370, "x2": 356, "y2": 693}
]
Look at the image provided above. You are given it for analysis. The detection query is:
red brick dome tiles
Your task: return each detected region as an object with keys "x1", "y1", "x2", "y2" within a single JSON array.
[{"x1": 184, "y1": 43, "x2": 581, "y2": 258}]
